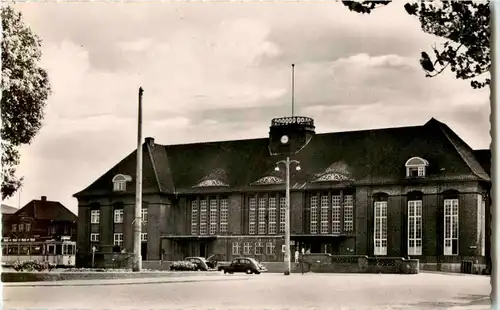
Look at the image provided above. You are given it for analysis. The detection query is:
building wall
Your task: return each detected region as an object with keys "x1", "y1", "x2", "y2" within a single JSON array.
[{"x1": 77, "y1": 180, "x2": 489, "y2": 266}]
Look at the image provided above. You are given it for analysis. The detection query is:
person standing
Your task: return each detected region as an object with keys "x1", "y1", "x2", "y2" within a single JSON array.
[{"x1": 294, "y1": 249, "x2": 299, "y2": 264}]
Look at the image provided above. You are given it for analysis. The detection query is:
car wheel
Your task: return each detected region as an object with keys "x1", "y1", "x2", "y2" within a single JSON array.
[
  {"x1": 255, "y1": 271, "x2": 261, "y2": 275},
  {"x1": 246, "y1": 268, "x2": 252, "y2": 274}
]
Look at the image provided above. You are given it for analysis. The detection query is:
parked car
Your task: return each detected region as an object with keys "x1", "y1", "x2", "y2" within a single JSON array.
[
  {"x1": 220, "y1": 257, "x2": 267, "y2": 274},
  {"x1": 184, "y1": 257, "x2": 210, "y2": 271},
  {"x1": 206, "y1": 254, "x2": 219, "y2": 269}
]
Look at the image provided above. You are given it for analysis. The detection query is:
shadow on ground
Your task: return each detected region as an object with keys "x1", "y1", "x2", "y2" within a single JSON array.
[{"x1": 404, "y1": 294, "x2": 491, "y2": 308}]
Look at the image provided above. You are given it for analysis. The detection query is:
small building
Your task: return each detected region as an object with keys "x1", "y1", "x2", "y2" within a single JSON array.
[
  {"x1": 74, "y1": 118, "x2": 490, "y2": 272},
  {"x1": 2, "y1": 196, "x2": 77, "y2": 242}
]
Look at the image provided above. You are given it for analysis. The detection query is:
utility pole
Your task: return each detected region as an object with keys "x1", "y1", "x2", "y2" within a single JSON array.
[
  {"x1": 284, "y1": 156, "x2": 292, "y2": 275},
  {"x1": 133, "y1": 87, "x2": 144, "y2": 272}
]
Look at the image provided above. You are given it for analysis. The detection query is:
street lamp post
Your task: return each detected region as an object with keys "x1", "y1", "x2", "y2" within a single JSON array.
[{"x1": 276, "y1": 157, "x2": 300, "y2": 276}]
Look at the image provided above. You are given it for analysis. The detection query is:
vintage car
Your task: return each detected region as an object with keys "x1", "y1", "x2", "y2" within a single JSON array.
[
  {"x1": 184, "y1": 257, "x2": 210, "y2": 271},
  {"x1": 219, "y1": 257, "x2": 267, "y2": 275}
]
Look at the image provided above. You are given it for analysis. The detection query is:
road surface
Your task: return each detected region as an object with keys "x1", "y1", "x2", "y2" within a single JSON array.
[{"x1": 3, "y1": 272, "x2": 491, "y2": 309}]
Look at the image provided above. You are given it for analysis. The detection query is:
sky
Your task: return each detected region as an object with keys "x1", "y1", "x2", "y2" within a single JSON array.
[{"x1": 5, "y1": 1, "x2": 491, "y2": 214}]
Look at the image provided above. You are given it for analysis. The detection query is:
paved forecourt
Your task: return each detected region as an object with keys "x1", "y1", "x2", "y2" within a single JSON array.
[{"x1": 2, "y1": 273, "x2": 491, "y2": 310}]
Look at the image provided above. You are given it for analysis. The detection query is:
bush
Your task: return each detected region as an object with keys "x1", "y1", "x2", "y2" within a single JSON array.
[
  {"x1": 169, "y1": 261, "x2": 197, "y2": 271},
  {"x1": 12, "y1": 260, "x2": 56, "y2": 272}
]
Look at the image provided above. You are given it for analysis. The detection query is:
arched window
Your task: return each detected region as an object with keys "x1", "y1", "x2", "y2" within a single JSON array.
[
  {"x1": 112, "y1": 174, "x2": 132, "y2": 192},
  {"x1": 405, "y1": 157, "x2": 429, "y2": 178}
]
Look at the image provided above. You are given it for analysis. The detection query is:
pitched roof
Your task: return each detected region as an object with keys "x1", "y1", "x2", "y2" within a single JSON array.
[
  {"x1": 1, "y1": 204, "x2": 18, "y2": 214},
  {"x1": 13, "y1": 198, "x2": 77, "y2": 222},
  {"x1": 473, "y1": 149, "x2": 491, "y2": 176},
  {"x1": 74, "y1": 118, "x2": 490, "y2": 198}
]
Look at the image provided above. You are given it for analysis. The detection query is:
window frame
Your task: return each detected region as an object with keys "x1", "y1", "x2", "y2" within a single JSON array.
[
  {"x1": 219, "y1": 198, "x2": 229, "y2": 234},
  {"x1": 444, "y1": 198, "x2": 459, "y2": 256},
  {"x1": 374, "y1": 201, "x2": 388, "y2": 256},
  {"x1": 114, "y1": 209, "x2": 124, "y2": 224},
  {"x1": 243, "y1": 241, "x2": 252, "y2": 255},
  {"x1": 408, "y1": 200, "x2": 423, "y2": 256},
  {"x1": 254, "y1": 241, "x2": 264, "y2": 255},
  {"x1": 257, "y1": 198, "x2": 267, "y2": 235},
  {"x1": 191, "y1": 200, "x2": 198, "y2": 235},
  {"x1": 90, "y1": 233, "x2": 100, "y2": 242},
  {"x1": 279, "y1": 197, "x2": 286, "y2": 234},
  {"x1": 209, "y1": 199, "x2": 218, "y2": 235},
  {"x1": 232, "y1": 241, "x2": 241, "y2": 255},
  {"x1": 200, "y1": 200, "x2": 208, "y2": 235},
  {"x1": 343, "y1": 195, "x2": 354, "y2": 232},
  {"x1": 331, "y1": 195, "x2": 341, "y2": 233},
  {"x1": 90, "y1": 209, "x2": 100, "y2": 224},
  {"x1": 113, "y1": 233, "x2": 124, "y2": 246},
  {"x1": 310, "y1": 196, "x2": 318, "y2": 234},
  {"x1": 249, "y1": 197, "x2": 256, "y2": 235},
  {"x1": 141, "y1": 233, "x2": 147, "y2": 242},
  {"x1": 268, "y1": 197, "x2": 277, "y2": 235}
]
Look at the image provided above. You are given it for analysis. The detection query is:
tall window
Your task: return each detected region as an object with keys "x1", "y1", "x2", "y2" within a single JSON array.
[
  {"x1": 219, "y1": 199, "x2": 228, "y2": 233},
  {"x1": 200, "y1": 200, "x2": 208, "y2": 235},
  {"x1": 332, "y1": 195, "x2": 341, "y2": 233},
  {"x1": 19, "y1": 224, "x2": 24, "y2": 232},
  {"x1": 232, "y1": 242, "x2": 241, "y2": 255},
  {"x1": 249, "y1": 198, "x2": 256, "y2": 235},
  {"x1": 255, "y1": 241, "x2": 264, "y2": 255},
  {"x1": 444, "y1": 198, "x2": 459, "y2": 255},
  {"x1": 374, "y1": 201, "x2": 387, "y2": 255},
  {"x1": 258, "y1": 198, "x2": 267, "y2": 235},
  {"x1": 209, "y1": 199, "x2": 218, "y2": 235},
  {"x1": 344, "y1": 195, "x2": 354, "y2": 232},
  {"x1": 91, "y1": 210, "x2": 100, "y2": 224},
  {"x1": 191, "y1": 200, "x2": 198, "y2": 235},
  {"x1": 320, "y1": 196, "x2": 329, "y2": 234},
  {"x1": 141, "y1": 208, "x2": 148, "y2": 224},
  {"x1": 114, "y1": 209, "x2": 124, "y2": 223},
  {"x1": 279, "y1": 197, "x2": 286, "y2": 233},
  {"x1": 25, "y1": 223, "x2": 31, "y2": 232},
  {"x1": 12, "y1": 224, "x2": 17, "y2": 232},
  {"x1": 408, "y1": 200, "x2": 422, "y2": 255},
  {"x1": 141, "y1": 233, "x2": 147, "y2": 242},
  {"x1": 268, "y1": 198, "x2": 277, "y2": 234},
  {"x1": 310, "y1": 196, "x2": 318, "y2": 234},
  {"x1": 113, "y1": 233, "x2": 123, "y2": 246},
  {"x1": 243, "y1": 242, "x2": 252, "y2": 255}
]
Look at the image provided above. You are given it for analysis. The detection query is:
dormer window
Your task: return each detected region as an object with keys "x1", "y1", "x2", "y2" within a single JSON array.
[
  {"x1": 112, "y1": 174, "x2": 132, "y2": 192},
  {"x1": 405, "y1": 157, "x2": 429, "y2": 178}
]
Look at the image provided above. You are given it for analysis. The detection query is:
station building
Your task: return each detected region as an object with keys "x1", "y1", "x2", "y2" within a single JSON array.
[{"x1": 74, "y1": 118, "x2": 490, "y2": 272}]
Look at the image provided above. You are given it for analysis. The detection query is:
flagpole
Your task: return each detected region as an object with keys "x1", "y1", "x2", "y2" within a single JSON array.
[{"x1": 133, "y1": 87, "x2": 143, "y2": 272}]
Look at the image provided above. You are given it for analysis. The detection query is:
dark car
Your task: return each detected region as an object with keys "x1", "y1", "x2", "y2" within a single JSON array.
[
  {"x1": 184, "y1": 257, "x2": 210, "y2": 271},
  {"x1": 220, "y1": 257, "x2": 267, "y2": 274}
]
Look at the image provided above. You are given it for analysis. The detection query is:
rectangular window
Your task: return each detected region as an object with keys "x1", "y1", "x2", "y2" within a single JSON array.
[
  {"x1": 444, "y1": 198, "x2": 459, "y2": 255},
  {"x1": 258, "y1": 198, "x2": 267, "y2": 235},
  {"x1": 232, "y1": 242, "x2": 241, "y2": 255},
  {"x1": 219, "y1": 199, "x2": 228, "y2": 233},
  {"x1": 249, "y1": 198, "x2": 256, "y2": 235},
  {"x1": 279, "y1": 197, "x2": 286, "y2": 234},
  {"x1": 374, "y1": 201, "x2": 388, "y2": 256},
  {"x1": 408, "y1": 200, "x2": 422, "y2": 256},
  {"x1": 344, "y1": 195, "x2": 354, "y2": 232},
  {"x1": 19, "y1": 224, "x2": 24, "y2": 232},
  {"x1": 141, "y1": 208, "x2": 148, "y2": 224},
  {"x1": 25, "y1": 223, "x2": 31, "y2": 232},
  {"x1": 268, "y1": 197, "x2": 277, "y2": 235},
  {"x1": 91, "y1": 210, "x2": 100, "y2": 224},
  {"x1": 191, "y1": 200, "x2": 198, "y2": 235},
  {"x1": 310, "y1": 196, "x2": 318, "y2": 234},
  {"x1": 209, "y1": 199, "x2": 218, "y2": 235},
  {"x1": 320, "y1": 196, "x2": 329, "y2": 234},
  {"x1": 90, "y1": 233, "x2": 99, "y2": 242},
  {"x1": 265, "y1": 242, "x2": 275, "y2": 255},
  {"x1": 243, "y1": 242, "x2": 252, "y2": 255},
  {"x1": 141, "y1": 233, "x2": 147, "y2": 242},
  {"x1": 417, "y1": 166, "x2": 425, "y2": 177},
  {"x1": 113, "y1": 233, "x2": 123, "y2": 246},
  {"x1": 12, "y1": 224, "x2": 17, "y2": 232},
  {"x1": 114, "y1": 209, "x2": 124, "y2": 223},
  {"x1": 332, "y1": 195, "x2": 341, "y2": 233},
  {"x1": 113, "y1": 181, "x2": 126, "y2": 192},
  {"x1": 200, "y1": 200, "x2": 208, "y2": 235},
  {"x1": 254, "y1": 241, "x2": 264, "y2": 255}
]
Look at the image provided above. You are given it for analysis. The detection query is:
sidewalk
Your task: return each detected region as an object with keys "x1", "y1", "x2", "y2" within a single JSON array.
[{"x1": 3, "y1": 274, "x2": 251, "y2": 287}]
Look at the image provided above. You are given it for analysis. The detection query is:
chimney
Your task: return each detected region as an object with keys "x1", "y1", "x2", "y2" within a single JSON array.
[
  {"x1": 145, "y1": 137, "x2": 155, "y2": 147},
  {"x1": 41, "y1": 196, "x2": 47, "y2": 202}
]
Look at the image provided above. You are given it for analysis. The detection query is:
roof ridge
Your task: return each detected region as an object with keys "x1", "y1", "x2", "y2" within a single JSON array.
[
  {"x1": 436, "y1": 122, "x2": 490, "y2": 181},
  {"x1": 146, "y1": 143, "x2": 162, "y2": 193}
]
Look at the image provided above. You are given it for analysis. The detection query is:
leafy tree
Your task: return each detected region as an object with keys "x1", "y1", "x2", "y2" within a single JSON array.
[
  {"x1": 342, "y1": 1, "x2": 490, "y2": 89},
  {"x1": 1, "y1": 5, "x2": 51, "y2": 199}
]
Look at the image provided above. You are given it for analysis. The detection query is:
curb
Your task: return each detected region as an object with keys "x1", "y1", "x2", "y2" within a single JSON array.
[
  {"x1": 3, "y1": 276, "x2": 251, "y2": 287},
  {"x1": 420, "y1": 270, "x2": 489, "y2": 277}
]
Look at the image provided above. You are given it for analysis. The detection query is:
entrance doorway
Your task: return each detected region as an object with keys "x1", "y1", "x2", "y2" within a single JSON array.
[
  {"x1": 141, "y1": 242, "x2": 147, "y2": 260},
  {"x1": 199, "y1": 243, "x2": 207, "y2": 258}
]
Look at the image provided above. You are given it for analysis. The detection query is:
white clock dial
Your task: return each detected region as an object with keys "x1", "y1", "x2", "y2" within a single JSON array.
[{"x1": 280, "y1": 135, "x2": 289, "y2": 144}]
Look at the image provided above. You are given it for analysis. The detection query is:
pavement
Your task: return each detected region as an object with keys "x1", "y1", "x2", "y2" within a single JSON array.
[{"x1": 2, "y1": 273, "x2": 492, "y2": 309}]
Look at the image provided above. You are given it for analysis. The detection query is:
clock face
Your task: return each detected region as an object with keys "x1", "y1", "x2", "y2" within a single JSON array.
[{"x1": 280, "y1": 135, "x2": 289, "y2": 144}]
